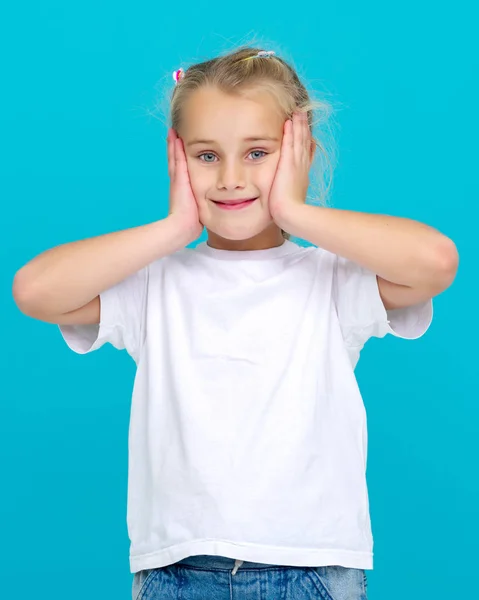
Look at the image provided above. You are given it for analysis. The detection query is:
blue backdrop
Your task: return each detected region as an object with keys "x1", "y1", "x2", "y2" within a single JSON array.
[{"x1": 1, "y1": 2, "x2": 476, "y2": 598}]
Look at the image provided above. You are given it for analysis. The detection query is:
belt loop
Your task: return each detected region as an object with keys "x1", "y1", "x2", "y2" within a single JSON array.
[{"x1": 231, "y1": 559, "x2": 244, "y2": 576}]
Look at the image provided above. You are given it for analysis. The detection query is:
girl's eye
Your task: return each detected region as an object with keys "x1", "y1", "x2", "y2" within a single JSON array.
[
  {"x1": 198, "y1": 150, "x2": 267, "y2": 163},
  {"x1": 198, "y1": 153, "x2": 216, "y2": 163},
  {"x1": 250, "y1": 150, "x2": 267, "y2": 160}
]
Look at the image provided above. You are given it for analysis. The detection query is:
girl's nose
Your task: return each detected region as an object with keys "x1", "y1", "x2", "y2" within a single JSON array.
[{"x1": 217, "y1": 161, "x2": 246, "y2": 189}]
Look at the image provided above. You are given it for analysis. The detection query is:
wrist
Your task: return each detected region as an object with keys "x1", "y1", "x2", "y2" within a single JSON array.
[
  {"x1": 274, "y1": 203, "x2": 310, "y2": 236},
  {"x1": 166, "y1": 214, "x2": 202, "y2": 246}
]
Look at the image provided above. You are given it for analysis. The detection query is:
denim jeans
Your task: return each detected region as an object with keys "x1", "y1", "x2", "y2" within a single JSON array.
[{"x1": 132, "y1": 554, "x2": 368, "y2": 599}]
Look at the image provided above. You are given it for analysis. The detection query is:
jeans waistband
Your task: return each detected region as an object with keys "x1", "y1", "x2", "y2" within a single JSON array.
[{"x1": 175, "y1": 555, "x2": 280, "y2": 575}]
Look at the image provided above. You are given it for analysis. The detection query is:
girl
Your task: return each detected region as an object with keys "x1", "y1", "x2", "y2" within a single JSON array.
[{"x1": 13, "y1": 46, "x2": 458, "y2": 600}]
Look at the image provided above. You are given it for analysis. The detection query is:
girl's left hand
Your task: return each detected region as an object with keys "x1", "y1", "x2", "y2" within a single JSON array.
[{"x1": 268, "y1": 111, "x2": 314, "y2": 228}]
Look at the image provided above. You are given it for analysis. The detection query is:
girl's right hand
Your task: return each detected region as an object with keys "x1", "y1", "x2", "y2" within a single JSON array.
[{"x1": 167, "y1": 128, "x2": 203, "y2": 243}]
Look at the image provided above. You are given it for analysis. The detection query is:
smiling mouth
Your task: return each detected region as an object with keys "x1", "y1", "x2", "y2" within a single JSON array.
[{"x1": 211, "y1": 198, "x2": 258, "y2": 210}]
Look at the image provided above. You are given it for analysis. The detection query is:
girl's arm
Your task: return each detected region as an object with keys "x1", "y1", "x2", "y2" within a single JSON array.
[
  {"x1": 278, "y1": 205, "x2": 459, "y2": 309},
  {"x1": 12, "y1": 215, "x2": 196, "y2": 320}
]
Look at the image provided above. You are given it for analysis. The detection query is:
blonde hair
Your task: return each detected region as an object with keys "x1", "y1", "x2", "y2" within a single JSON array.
[{"x1": 156, "y1": 44, "x2": 337, "y2": 243}]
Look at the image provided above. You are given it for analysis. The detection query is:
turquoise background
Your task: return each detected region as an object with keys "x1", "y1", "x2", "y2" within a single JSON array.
[{"x1": 1, "y1": 1, "x2": 476, "y2": 598}]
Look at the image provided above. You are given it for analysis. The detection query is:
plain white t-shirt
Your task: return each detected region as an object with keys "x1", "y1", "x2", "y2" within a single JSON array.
[{"x1": 58, "y1": 239, "x2": 433, "y2": 572}]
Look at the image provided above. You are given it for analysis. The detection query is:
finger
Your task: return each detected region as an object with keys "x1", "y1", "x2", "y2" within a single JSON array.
[
  {"x1": 174, "y1": 137, "x2": 192, "y2": 187},
  {"x1": 295, "y1": 112, "x2": 306, "y2": 158},
  {"x1": 167, "y1": 128, "x2": 176, "y2": 180},
  {"x1": 296, "y1": 112, "x2": 310, "y2": 163},
  {"x1": 282, "y1": 117, "x2": 294, "y2": 159},
  {"x1": 302, "y1": 113, "x2": 311, "y2": 146},
  {"x1": 289, "y1": 113, "x2": 299, "y2": 162}
]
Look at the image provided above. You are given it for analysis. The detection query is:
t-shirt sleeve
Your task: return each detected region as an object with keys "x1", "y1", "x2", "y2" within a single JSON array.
[
  {"x1": 333, "y1": 254, "x2": 433, "y2": 352},
  {"x1": 57, "y1": 265, "x2": 149, "y2": 364}
]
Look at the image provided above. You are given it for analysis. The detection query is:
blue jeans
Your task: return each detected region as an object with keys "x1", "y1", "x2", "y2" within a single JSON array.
[{"x1": 132, "y1": 555, "x2": 368, "y2": 599}]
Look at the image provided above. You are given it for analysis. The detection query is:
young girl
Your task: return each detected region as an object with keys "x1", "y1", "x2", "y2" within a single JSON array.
[{"x1": 13, "y1": 46, "x2": 458, "y2": 600}]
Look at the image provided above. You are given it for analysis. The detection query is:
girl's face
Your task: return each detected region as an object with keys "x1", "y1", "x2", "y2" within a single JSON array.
[{"x1": 179, "y1": 86, "x2": 287, "y2": 249}]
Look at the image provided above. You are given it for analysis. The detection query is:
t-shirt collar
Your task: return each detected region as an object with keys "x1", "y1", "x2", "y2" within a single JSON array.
[{"x1": 193, "y1": 239, "x2": 300, "y2": 261}]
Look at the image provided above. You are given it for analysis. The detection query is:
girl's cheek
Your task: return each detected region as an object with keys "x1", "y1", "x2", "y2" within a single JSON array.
[{"x1": 260, "y1": 165, "x2": 278, "y2": 190}]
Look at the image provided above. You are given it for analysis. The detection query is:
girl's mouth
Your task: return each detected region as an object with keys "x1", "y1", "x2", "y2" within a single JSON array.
[{"x1": 212, "y1": 198, "x2": 258, "y2": 210}]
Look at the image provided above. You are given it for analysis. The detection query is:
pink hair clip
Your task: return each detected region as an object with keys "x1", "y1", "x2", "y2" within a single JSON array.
[{"x1": 172, "y1": 68, "x2": 184, "y2": 84}]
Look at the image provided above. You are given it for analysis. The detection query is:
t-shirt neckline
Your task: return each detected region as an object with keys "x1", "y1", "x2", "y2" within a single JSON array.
[{"x1": 193, "y1": 239, "x2": 300, "y2": 261}]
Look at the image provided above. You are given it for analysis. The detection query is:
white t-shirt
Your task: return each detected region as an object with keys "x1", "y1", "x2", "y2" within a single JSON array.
[{"x1": 58, "y1": 239, "x2": 432, "y2": 573}]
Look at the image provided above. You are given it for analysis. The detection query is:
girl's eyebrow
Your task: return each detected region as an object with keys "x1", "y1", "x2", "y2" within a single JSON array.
[{"x1": 186, "y1": 136, "x2": 280, "y2": 148}]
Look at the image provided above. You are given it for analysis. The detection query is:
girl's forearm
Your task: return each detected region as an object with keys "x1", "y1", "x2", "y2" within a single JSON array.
[
  {"x1": 280, "y1": 205, "x2": 458, "y2": 288},
  {"x1": 12, "y1": 215, "x2": 194, "y2": 317}
]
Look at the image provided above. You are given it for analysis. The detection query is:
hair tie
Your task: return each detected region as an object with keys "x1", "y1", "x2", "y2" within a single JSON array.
[
  {"x1": 172, "y1": 50, "x2": 276, "y2": 85},
  {"x1": 172, "y1": 68, "x2": 184, "y2": 85}
]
